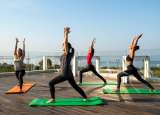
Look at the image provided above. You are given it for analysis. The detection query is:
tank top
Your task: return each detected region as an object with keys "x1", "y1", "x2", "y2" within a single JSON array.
[
  {"x1": 13, "y1": 55, "x2": 25, "y2": 71},
  {"x1": 126, "y1": 55, "x2": 133, "y2": 62},
  {"x1": 126, "y1": 55, "x2": 134, "y2": 69},
  {"x1": 87, "y1": 48, "x2": 94, "y2": 65},
  {"x1": 60, "y1": 48, "x2": 74, "y2": 73}
]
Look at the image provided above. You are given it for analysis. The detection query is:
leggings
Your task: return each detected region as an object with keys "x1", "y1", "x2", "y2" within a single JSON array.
[
  {"x1": 117, "y1": 65, "x2": 154, "y2": 89},
  {"x1": 79, "y1": 64, "x2": 106, "y2": 84},
  {"x1": 15, "y1": 70, "x2": 25, "y2": 89},
  {"x1": 49, "y1": 71, "x2": 87, "y2": 99}
]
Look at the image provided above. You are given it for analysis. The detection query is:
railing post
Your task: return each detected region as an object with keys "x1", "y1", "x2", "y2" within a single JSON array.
[
  {"x1": 96, "y1": 56, "x2": 100, "y2": 73},
  {"x1": 144, "y1": 56, "x2": 150, "y2": 79},
  {"x1": 72, "y1": 55, "x2": 77, "y2": 77},
  {"x1": 122, "y1": 56, "x2": 129, "y2": 84},
  {"x1": 43, "y1": 56, "x2": 47, "y2": 71}
]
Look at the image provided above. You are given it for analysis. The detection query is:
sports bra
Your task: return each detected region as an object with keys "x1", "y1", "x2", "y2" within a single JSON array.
[{"x1": 126, "y1": 55, "x2": 133, "y2": 63}]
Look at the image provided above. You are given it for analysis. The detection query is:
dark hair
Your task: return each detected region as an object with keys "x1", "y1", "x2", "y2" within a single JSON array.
[
  {"x1": 134, "y1": 46, "x2": 140, "y2": 51},
  {"x1": 68, "y1": 42, "x2": 72, "y2": 49},
  {"x1": 18, "y1": 48, "x2": 22, "y2": 52},
  {"x1": 126, "y1": 55, "x2": 132, "y2": 61}
]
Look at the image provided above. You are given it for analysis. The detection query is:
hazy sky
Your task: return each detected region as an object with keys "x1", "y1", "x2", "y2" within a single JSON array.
[{"x1": 0, "y1": 0, "x2": 160, "y2": 54}]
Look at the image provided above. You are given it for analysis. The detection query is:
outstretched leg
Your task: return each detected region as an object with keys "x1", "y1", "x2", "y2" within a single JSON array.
[
  {"x1": 90, "y1": 65, "x2": 106, "y2": 83},
  {"x1": 49, "y1": 74, "x2": 66, "y2": 99},
  {"x1": 79, "y1": 66, "x2": 90, "y2": 84},
  {"x1": 68, "y1": 72, "x2": 87, "y2": 99},
  {"x1": 117, "y1": 71, "x2": 129, "y2": 90},
  {"x1": 133, "y1": 72, "x2": 154, "y2": 90}
]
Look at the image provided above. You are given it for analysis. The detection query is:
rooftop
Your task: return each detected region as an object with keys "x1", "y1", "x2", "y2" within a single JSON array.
[{"x1": 0, "y1": 72, "x2": 160, "y2": 115}]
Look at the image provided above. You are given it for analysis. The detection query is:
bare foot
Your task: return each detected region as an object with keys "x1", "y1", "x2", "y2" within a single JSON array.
[
  {"x1": 150, "y1": 88, "x2": 155, "y2": 92},
  {"x1": 47, "y1": 99, "x2": 55, "y2": 103},
  {"x1": 103, "y1": 81, "x2": 107, "y2": 86},
  {"x1": 19, "y1": 89, "x2": 23, "y2": 94},
  {"x1": 79, "y1": 82, "x2": 82, "y2": 85},
  {"x1": 82, "y1": 98, "x2": 87, "y2": 102},
  {"x1": 114, "y1": 89, "x2": 120, "y2": 92}
]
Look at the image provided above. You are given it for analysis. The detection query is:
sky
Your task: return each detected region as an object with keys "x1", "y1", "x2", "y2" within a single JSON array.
[{"x1": 0, "y1": 0, "x2": 160, "y2": 55}]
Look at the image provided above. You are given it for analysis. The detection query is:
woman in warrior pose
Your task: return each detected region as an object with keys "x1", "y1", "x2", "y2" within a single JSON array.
[
  {"x1": 79, "y1": 39, "x2": 106, "y2": 85},
  {"x1": 116, "y1": 34, "x2": 154, "y2": 91},
  {"x1": 48, "y1": 27, "x2": 87, "y2": 103}
]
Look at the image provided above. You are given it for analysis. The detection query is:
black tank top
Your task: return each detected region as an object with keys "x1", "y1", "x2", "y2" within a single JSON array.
[
  {"x1": 126, "y1": 55, "x2": 134, "y2": 69},
  {"x1": 60, "y1": 48, "x2": 74, "y2": 73},
  {"x1": 126, "y1": 55, "x2": 133, "y2": 62}
]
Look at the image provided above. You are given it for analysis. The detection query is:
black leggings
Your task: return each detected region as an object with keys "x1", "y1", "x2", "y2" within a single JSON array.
[
  {"x1": 15, "y1": 70, "x2": 25, "y2": 89},
  {"x1": 49, "y1": 71, "x2": 87, "y2": 99},
  {"x1": 117, "y1": 65, "x2": 154, "y2": 89},
  {"x1": 79, "y1": 64, "x2": 106, "y2": 84}
]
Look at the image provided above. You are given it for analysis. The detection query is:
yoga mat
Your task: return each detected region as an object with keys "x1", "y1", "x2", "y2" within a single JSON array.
[
  {"x1": 103, "y1": 86, "x2": 160, "y2": 94},
  {"x1": 78, "y1": 81, "x2": 117, "y2": 86},
  {"x1": 29, "y1": 97, "x2": 104, "y2": 106},
  {"x1": 6, "y1": 83, "x2": 36, "y2": 94}
]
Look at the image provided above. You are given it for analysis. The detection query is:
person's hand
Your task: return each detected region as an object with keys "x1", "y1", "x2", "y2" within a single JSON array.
[
  {"x1": 64, "y1": 27, "x2": 70, "y2": 34},
  {"x1": 16, "y1": 38, "x2": 19, "y2": 43},
  {"x1": 133, "y1": 33, "x2": 142, "y2": 41},
  {"x1": 91, "y1": 38, "x2": 96, "y2": 48},
  {"x1": 93, "y1": 38, "x2": 96, "y2": 44},
  {"x1": 138, "y1": 33, "x2": 143, "y2": 39}
]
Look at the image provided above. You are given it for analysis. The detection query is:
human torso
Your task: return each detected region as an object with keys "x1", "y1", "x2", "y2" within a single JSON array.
[
  {"x1": 87, "y1": 48, "x2": 94, "y2": 65},
  {"x1": 13, "y1": 55, "x2": 25, "y2": 71},
  {"x1": 60, "y1": 48, "x2": 74, "y2": 73}
]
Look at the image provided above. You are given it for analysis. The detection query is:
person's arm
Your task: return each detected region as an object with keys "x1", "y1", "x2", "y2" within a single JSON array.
[
  {"x1": 91, "y1": 38, "x2": 96, "y2": 49},
  {"x1": 70, "y1": 47, "x2": 75, "y2": 57},
  {"x1": 22, "y1": 38, "x2": 25, "y2": 58},
  {"x1": 130, "y1": 48, "x2": 135, "y2": 59},
  {"x1": 130, "y1": 34, "x2": 143, "y2": 58},
  {"x1": 132, "y1": 34, "x2": 143, "y2": 47},
  {"x1": 14, "y1": 38, "x2": 19, "y2": 56},
  {"x1": 63, "y1": 27, "x2": 70, "y2": 54}
]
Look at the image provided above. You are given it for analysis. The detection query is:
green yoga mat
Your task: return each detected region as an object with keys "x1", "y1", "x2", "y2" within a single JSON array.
[
  {"x1": 78, "y1": 81, "x2": 117, "y2": 86},
  {"x1": 29, "y1": 97, "x2": 104, "y2": 106},
  {"x1": 103, "y1": 87, "x2": 160, "y2": 94}
]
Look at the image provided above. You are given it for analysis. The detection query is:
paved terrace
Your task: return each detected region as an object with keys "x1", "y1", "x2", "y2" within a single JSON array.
[{"x1": 0, "y1": 72, "x2": 160, "y2": 115}]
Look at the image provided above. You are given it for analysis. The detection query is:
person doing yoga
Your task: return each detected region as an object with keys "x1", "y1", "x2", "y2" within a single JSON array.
[
  {"x1": 13, "y1": 38, "x2": 26, "y2": 91},
  {"x1": 116, "y1": 34, "x2": 154, "y2": 91},
  {"x1": 48, "y1": 27, "x2": 87, "y2": 103},
  {"x1": 79, "y1": 39, "x2": 106, "y2": 85}
]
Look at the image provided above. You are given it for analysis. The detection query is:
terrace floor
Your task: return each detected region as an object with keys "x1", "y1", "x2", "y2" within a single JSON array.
[{"x1": 0, "y1": 72, "x2": 160, "y2": 115}]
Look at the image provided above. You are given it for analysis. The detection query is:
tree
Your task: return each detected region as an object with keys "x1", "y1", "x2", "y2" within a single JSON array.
[{"x1": 39, "y1": 58, "x2": 53, "y2": 69}]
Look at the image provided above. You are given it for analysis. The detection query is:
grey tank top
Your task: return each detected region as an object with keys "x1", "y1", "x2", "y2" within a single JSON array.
[
  {"x1": 14, "y1": 55, "x2": 25, "y2": 71},
  {"x1": 60, "y1": 48, "x2": 74, "y2": 73}
]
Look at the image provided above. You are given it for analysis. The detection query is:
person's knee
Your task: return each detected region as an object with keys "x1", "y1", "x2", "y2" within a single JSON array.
[
  {"x1": 49, "y1": 81, "x2": 53, "y2": 87},
  {"x1": 117, "y1": 73, "x2": 122, "y2": 78},
  {"x1": 79, "y1": 71, "x2": 82, "y2": 75}
]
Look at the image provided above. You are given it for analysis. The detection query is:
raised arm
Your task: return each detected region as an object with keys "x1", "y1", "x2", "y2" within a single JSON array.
[
  {"x1": 132, "y1": 34, "x2": 143, "y2": 47},
  {"x1": 63, "y1": 27, "x2": 70, "y2": 54},
  {"x1": 91, "y1": 38, "x2": 96, "y2": 49},
  {"x1": 22, "y1": 38, "x2": 25, "y2": 58},
  {"x1": 14, "y1": 38, "x2": 19, "y2": 56},
  {"x1": 130, "y1": 34, "x2": 143, "y2": 58}
]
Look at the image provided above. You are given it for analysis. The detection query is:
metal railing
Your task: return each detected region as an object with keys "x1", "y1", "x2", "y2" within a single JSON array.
[{"x1": 0, "y1": 55, "x2": 160, "y2": 79}]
